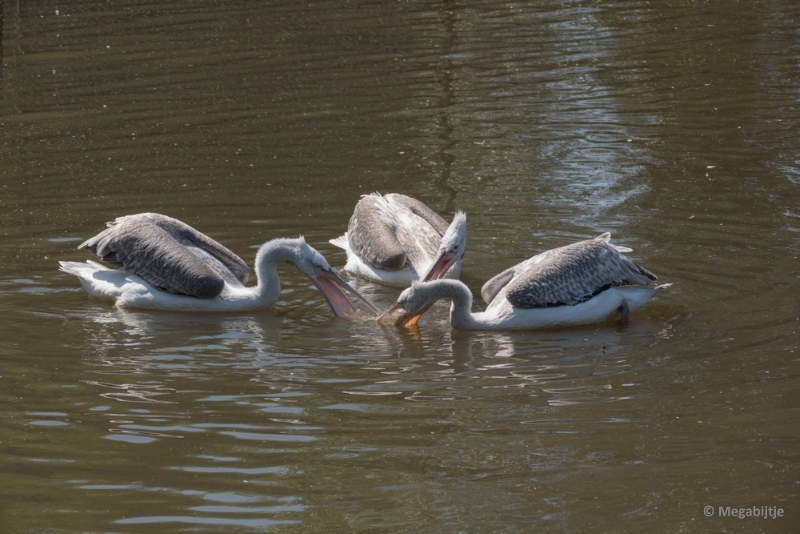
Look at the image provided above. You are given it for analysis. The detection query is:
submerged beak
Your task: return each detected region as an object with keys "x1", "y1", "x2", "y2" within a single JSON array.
[
  {"x1": 377, "y1": 300, "x2": 434, "y2": 328},
  {"x1": 395, "y1": 309, "x2": 425, "y2": 328},
  {"x1": 420, "y1": 249, "x2": 459, "y2": 282},
  {"x1": 311, "y1": 270, "x2": 380, "y2": 317}
]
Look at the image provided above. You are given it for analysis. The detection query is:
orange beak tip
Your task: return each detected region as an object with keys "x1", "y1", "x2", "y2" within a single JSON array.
[{"x1": 395, "y1": 313, "x2": 423, "y2": 328}]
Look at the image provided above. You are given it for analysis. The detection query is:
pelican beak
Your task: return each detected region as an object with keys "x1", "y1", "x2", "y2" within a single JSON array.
[
  {"x1": 381, "y1": 300, "x2": 434, "y2": 328},
  {"x1": 376, "y1": 301, "x2": 401, "y2": 323},
  {"x1": 395, "y1": 309, "x2": 424, "y2": 328},
  {"x1": 311, "y1": 270, "x2": 380, "y2": 317},
  {"x1": 420, "y1": 249, "x2": 459, "y2": 282}
]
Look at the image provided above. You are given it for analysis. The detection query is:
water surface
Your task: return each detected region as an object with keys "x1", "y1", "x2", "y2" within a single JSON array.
[{"x1": 1, "y1": 1, "x2": 798, "y2": 532}]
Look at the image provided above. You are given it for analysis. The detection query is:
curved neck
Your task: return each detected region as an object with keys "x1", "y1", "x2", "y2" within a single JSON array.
[
  {"x1": 447, "y1": 282, "x2": 484, "y2": 330},
  {"x1": 420, "y1": 280, "x2": 484, "y2": 330},
  {"x1": 251, "y1": 239, "x2": 298, "y2": 306}
]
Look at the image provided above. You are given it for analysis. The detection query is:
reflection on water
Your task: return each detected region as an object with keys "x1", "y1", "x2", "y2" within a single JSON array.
[{"x1": 2, "y1": 0, "x2": 799, "y2": 531}]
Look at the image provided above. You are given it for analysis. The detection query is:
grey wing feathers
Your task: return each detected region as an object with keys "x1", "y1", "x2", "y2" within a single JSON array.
[
  {"x1": 345, "y1": 193, "x2": 453, "y2": 273},
  {"x1": 504, "y1": 236, "x2": 657, "y2": 309},
  {"x1": 386, "y1": 194, "x2": 450, "y2": 235},
  {"x1": 481, "y1": 264, "x2": 518, "y2": 305},
  {"x1": 348, "y1": 196, "x2": 408, "y2": 270},
  {"x1": 141, "y1": 213, "x2": 250, "y2": 285},
  {"x1": 79, "y1": 213, "x2": 250, "y2": 298},
  {"x1": 392, "y1": 217, "x2": 443, "y2": 272},
  {"x1": 184, "y1": 246, "x2": 247, "y2": 289}
]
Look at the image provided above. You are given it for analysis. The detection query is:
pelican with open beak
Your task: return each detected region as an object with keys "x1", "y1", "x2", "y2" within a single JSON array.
[
  {"x1": 330, "y1": 193, "x2": 467, "y2": 287},
  {"x1": 59, "y1": 213, "x2": 379, "y2": 315}
]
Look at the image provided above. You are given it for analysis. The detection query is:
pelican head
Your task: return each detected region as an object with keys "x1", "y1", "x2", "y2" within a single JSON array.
[
  {"x1": 420, "y1": 211, "x2": 467, "y2": 282},
  {"x1": 377, "y1": 280, "x2": 447, "y2": 328},
  {"x1": 289, "y1": 238, "x2": 333, "y2": 274},
  {"x1": 284, "y1": 238, "x2": 380, "y2": 317},
  {"x1": 396, "y1": 282, "x2": 430, "y2": 313}
]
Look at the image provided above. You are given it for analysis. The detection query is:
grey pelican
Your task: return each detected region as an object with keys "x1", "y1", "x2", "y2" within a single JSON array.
[
  {"x1": 59, "y1": 213, "x2": 379, "y2": 315},
  {"x1": 330, "y1": 193, "x2": 467, "y2": 287},
  {"x1": 381, "y1": 233, "x2": 670, "y2": 330}
]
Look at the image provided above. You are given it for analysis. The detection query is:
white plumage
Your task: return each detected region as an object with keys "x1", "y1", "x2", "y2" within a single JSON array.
[
  {"x1": 384, "y1": 233, "x2": 670, "y2": 331},
  {"x1": 60, "y1": 213, "x2": 378, "y2": 315}
]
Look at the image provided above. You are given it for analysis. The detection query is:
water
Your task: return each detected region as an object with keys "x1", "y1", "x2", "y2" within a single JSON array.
[{"x1": 1, "y1": 1, "x2": 798, "y2": 532}]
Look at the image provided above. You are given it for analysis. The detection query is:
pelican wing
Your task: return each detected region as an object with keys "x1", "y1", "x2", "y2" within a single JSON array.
[
  {"x1": 504, "y1": 234, "x2": 657, "y2": 309},
  {"x1": 386, "y1": 194, "x2": 450, "y2": 235},
  {"x1": 379, "y1": 194, "x2": 448, "y2": 272},
  {"x1": 347, "y1": 195, "x2": 408, "y2": 271},
  {"x1": 144, "y1": 213, "x2": 250, "y2": 285},
  {"x1": 481, "y1": 264, "x2": 520, "y2": 304},
  {"x1": 79, "y1": 213, "x2": 250, "y2": 298},
  {"x1": 182, "y1": 245, "x2": 247, "y2": 289}
]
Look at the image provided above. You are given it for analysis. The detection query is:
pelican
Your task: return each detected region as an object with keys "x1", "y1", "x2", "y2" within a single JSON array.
[
  {"x1": 59, "y1": 213, "x2": 379, "y2": 315},
  {"x1": 329, "y1": 193, "x2": 467, "y2": 287},
  {"x1": 382, "y1": 233, "x2": 671, "y2": 330}
]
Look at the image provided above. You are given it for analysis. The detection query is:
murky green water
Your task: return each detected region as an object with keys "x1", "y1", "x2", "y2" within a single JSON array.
[{"x1": 1, "y1": 1, "x2": 798, "y2": 532}]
